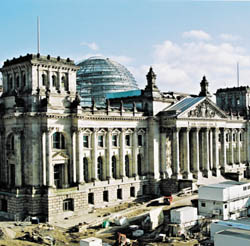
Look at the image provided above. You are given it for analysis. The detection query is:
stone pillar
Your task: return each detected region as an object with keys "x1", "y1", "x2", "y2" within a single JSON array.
[
  {"x1": 193, "y1": 127, "x2": 201, "y2": 179},
  {"x1": 160, "y1": 127, "x2": 166, "y2": 178},
  {"x1": 229, "y1": 129, "x2": 234, "y2": 165},
  {"x1": 119, "y1": 129, "x2": 126, "y2": 178},
  {"x1": 46, "y1": 129, "x2": 54, "y2": 187},
  {"x1": 183, "y1": 128, "x2": 192, "y2": 179},
  {"x1": 213, "y1": 128, "x2": 220, "y2": 176},
  {"x1": 13, "y1": 128, "x2": 22, "y2": 187},
  {"x1": 72, "y1": 128, "x2": 77, "y2": 183},
  {"x1": 91, "y1": 128, "x2": 98, "y2": 181},
  {"x1": 172, "y1": 127, "x2": 182, "y2": 179},
  {"x1": 106, "y1": 128, "x2": 112, "y2": 180},
  {"x1": 209, "y1": 129, "x2": 213, "y2": 170},
  {"x1": 42, "y1": 130, "x2": 46, "y2": 186},
  {"x1": 132, "y1": 129, "x2": 138, "y2": 178},
  {"x1": 236, "y1": 129, "x2": 241, "y2": 164},
  {"x1": 78, "y1": 130, "x2": 84, "y2": 184},
  {"x1": 221, "y1": 128, "x2": 227, "y2": 171},
  {"x1": 203, "y1": 128, "x2": 211, "y2": 177}
]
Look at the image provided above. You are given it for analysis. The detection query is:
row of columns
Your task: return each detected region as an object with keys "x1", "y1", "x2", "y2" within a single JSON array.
[{"x1": 162, "y1": 127, "x2": 246, "y2": 179}]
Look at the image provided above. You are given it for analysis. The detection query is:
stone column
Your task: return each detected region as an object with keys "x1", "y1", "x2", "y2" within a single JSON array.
[
  {"x1": 229, "y1": 129, "x2": 234, "y2": 165},
  {"x1": 46, "y1": 128, "x2": 54, "y2": 187},
  {"x1": 160, "y1": 127, "x2": 166, "y2": 178},
  {"x1": 172, "y1": 127, "x2": 182, "y2": 179},
  {"x1": 203, "y1": 128, "x2": 211, "y2": 177},
  {"x1": 13, "y1": 128, "x2": 22, "y2": 187},
  {"x1": 209, "y1": 129, "x2": 213, "y2": 171},
  {"x1": 183, "y1": 128, "x2": 192, "y2": 179},
  {"x1": 78, "y1": 130, "x2": 84, "y2": 184},
  {"x1": 72, "y1": 128, "x2": 77, "y2": 183},
  {"x1": 213, "y1": 128, "x2": 220, "y2": 176},
  {"x1": 91, "y1": 128, "x2": 98, "y2": 181},
  {"x1": 42, "y1": 130, "x2": 47, "y2": 186},
  {"x1": 132, "y1": 129, "x2": 138, "y2": 178},
  {"x1": 221, "y1": 128, "x2": 227, "y2": 171},
  {"x1": 106, "y1": 128, "x2": 112, "y2": 180},
  {"x1": 193, "y1": 127, "x2": 201, "y2": 179},
  {"x1": 119, "y1": 129, "x2": 126, "y2": 178},
  {"x1": 236, "y1": 129, "x2": 241, "y2": 164}
]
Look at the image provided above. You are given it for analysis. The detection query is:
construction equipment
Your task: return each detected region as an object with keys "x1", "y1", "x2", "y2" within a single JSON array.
[{"x1": 115, "y1": 232, "x2": 130, "y2": 246}]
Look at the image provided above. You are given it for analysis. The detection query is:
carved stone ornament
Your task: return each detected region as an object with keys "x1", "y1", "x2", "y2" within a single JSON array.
[{"x1": 188, "y1": 102, "x2": 216, "y2": 118}]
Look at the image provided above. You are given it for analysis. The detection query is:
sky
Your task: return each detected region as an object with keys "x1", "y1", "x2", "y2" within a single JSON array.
[{"x1": 1, "y1": 0, "x2": 250, "y2": 95}]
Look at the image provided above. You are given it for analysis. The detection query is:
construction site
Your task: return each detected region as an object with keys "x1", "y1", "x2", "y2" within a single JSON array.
[{"x1": 0, "y1": 187, "x2": 213, "y2": 246}]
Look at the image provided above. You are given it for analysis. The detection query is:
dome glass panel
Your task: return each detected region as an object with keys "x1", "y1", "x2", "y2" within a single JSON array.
[{"x1": 77, "y1": 56, "x2": 139, "y2": 106}]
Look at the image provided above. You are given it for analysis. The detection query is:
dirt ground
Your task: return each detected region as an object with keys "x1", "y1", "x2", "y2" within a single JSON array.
[{"x1": 0, "y1": 194, "x2": 200, "y2": 246}]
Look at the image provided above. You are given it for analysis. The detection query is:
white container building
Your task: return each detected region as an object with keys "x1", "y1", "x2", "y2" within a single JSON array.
[
  {"x1": 214, "y1": 228, "x2": 250, "y2": 246},
  {"x1": 170, "y1": 207, "x2": 198, "y2": 224},
  {"x1": 198, "y1": 181, "x2": 250, "y2": 220},
  {"x1": 80, "y1": 237, "x2": 102, "y2": 246}
]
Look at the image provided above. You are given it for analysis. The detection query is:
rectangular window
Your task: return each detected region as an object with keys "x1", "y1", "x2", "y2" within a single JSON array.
[
  {"x1": 138, "y1": 135, "x2": 143, "y2": 146},
  {"x1": 63, "y1": 199, "x2": 74, "y2": 211},
  {"x1": 201, "y1": 202, "x2": 206, "y2": 207},
  {"x1": 98, "y1": 135, "x2": 104, "y2": 147},
  {"x1": 224, "y1": 204, "x2": 228, "y2": 209},
  {"x1": 0, "y1": 199, "x2": 7, "y2": 212},
  {"x1": 117, "y1": 188, "x2": 122, "y2": 199},
  {"x1": 125, "y1": 135, "x2": 130, "y2": 146},
  {"x1": 112, "y1": 135, "x2": 118, "y2": 147},
  {"x1": 88, "y1": 193, "x2": 94, "y2": 204},
  {"x1": 83, "y1": 135, "x2": 89, "y2": 148},
  {"x1": 103, "y1": 190, "x2": 109, "y2": 202},
  {"x1": 243, "y1": 186, "x2": 247, "y2": 191}
]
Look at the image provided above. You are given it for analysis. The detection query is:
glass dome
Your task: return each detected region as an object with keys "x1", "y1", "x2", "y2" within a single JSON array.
[{"x1": 76, "y1": 56, "x2": 139, "y2": 106}]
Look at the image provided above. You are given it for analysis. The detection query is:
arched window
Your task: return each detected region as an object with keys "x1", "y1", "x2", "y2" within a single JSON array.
[
  {"x1": 16, "y1": 75, "x2": 20, "y2": 88},
  {"x1": 52, "y1": 75, "x2": 57, "y2": 87},
  {"x1": 97, "y1": 156, "x2": 103, "y2": 181},
  {"x1": 137, "y1": 154, "x2": 142, "y2": 176},
  {"x1": 8, "y1": 75, "x2": 13, "y2": 90},
  {"x1": 42, "y1": 74, "x2": 46, "y2": 86},
  {"x1": 52, "y1": 132, "x2": 65, "y2": 149},
  {"x1": 83, "y1": 157, "x2": 88, "y2": 182},
  {"x1": 125, "y1": 155, "x2": 129, "y2": 177},
  {"x1": 7, "y1": 134, "x2": 14, "y2": 151},
  {"x1": 112, "y1": 156, "x2": 117, "y2": 179},
  {"x1": 22, "y1": 72, "x2": 26, "y2": 87}
]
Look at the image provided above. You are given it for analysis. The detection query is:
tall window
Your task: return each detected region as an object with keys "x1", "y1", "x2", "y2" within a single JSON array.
[
  {"x1": 138, "y1": 135, "x2": 143, "y2": 146},
  {"x1": 83, "y1": 157, "x2": 88, "y2": 182},
  {"x1": 54, "y1": 164, "x2": 63, "y2": 188},
  {"x1": 112, "y1": 156, "x2": 117, "y2": 179},
  {"x1": 125, "y1": 155, "x2": 129, "y2": 177},
  {"x1": 97, "y1": 156, "x2": 103, "y2": 180},
  {"x1": 137, "y1": 154, "x2": 142, "y2": 176},
  {"x1": 83, "y1": 135, "x2": 89, "y2": 148},
  {"x1": 42, "y1": 74, "x2": 46, "y2": 86},
  {"x1": 125, "y1": 135, "x2": 130, "y2": 146},
  {"x1": 8, "y1": 76, "x2": 13, "y2": 90},
  {"x1": 112, "y1": 135, "x2": 118, "y2": 147},
  {"x1": 7, "y1": 134, "x2": 14, "y2": 151},
  {"x1": 52, "y1": 75, "x2": 57, "y2": 87},
  {"x1": 16, "y1": 75, "x2": 20, "y2": 88},
  {"x1": 22, "y1": 72, "x2": 26, "y2": 87},
  {"x1": 98, "y1": 135, "x2": 104, "y2": 147},
  {"x1": 52, "y1": 132, "x2": 65, "y2": 149}
]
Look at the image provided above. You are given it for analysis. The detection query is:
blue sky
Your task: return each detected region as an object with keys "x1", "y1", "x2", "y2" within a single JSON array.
[{"x1": 1, "y1": 0, "x2": 250, "y2": 94}]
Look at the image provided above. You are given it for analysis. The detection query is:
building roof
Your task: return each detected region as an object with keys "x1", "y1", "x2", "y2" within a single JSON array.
[
  {"x1": 106, "y1": 90, "x2": 142, "y2": 99},
  {"x1": 216, "y1": 228, "x2": 250, "y2": 240},
  {"x1": 165, "y1": 96, "x2": 204, "y2": 115},
  {"x1": 203, "y1": 181, "x2": 247, "y2": 189},
  {"x1": 215, "y1": 220, "x2": 250, "y2": 231}
]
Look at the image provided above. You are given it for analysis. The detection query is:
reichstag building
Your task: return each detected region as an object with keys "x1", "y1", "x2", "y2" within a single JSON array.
[{"x1": 0, "y1": 53, "x2": 248, "y2": 221}]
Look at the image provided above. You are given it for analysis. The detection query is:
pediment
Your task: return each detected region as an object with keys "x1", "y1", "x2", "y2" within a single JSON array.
[
  {"x1": 52, "y1": 151, "x2": 69, "y2": 161},
  {"x1": 178, "y1": 98, "x2": 227, "y2": 119}
]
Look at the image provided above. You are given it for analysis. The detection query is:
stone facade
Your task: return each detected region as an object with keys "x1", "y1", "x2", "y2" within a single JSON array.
[{"x1": 0, "y1": 54, "x2": 249, "y2": 221}]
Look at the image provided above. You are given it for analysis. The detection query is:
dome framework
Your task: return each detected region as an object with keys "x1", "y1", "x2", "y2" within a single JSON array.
[{"x1": 76, "y1": 56, "x2": 139, "y2": 105}]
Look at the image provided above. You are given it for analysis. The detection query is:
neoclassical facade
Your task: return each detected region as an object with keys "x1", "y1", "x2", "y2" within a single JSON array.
[{"x1": 0, "y1": 54, "x2": 249, "y2": 221}]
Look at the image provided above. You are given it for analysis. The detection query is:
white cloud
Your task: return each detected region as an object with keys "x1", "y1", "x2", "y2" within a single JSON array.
[
  {"x1": 134, "y1": 34, "x2": 250, "y2": 94},
  {"x1": 182, "y1": 30, "x2": 212, "y2": 41},
  {"x1": 219, "y1": 33, "x2": 241, "y2": 42},
  {"x1": 80, "y1": 42, "x2": 99, "y2": 51}
]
